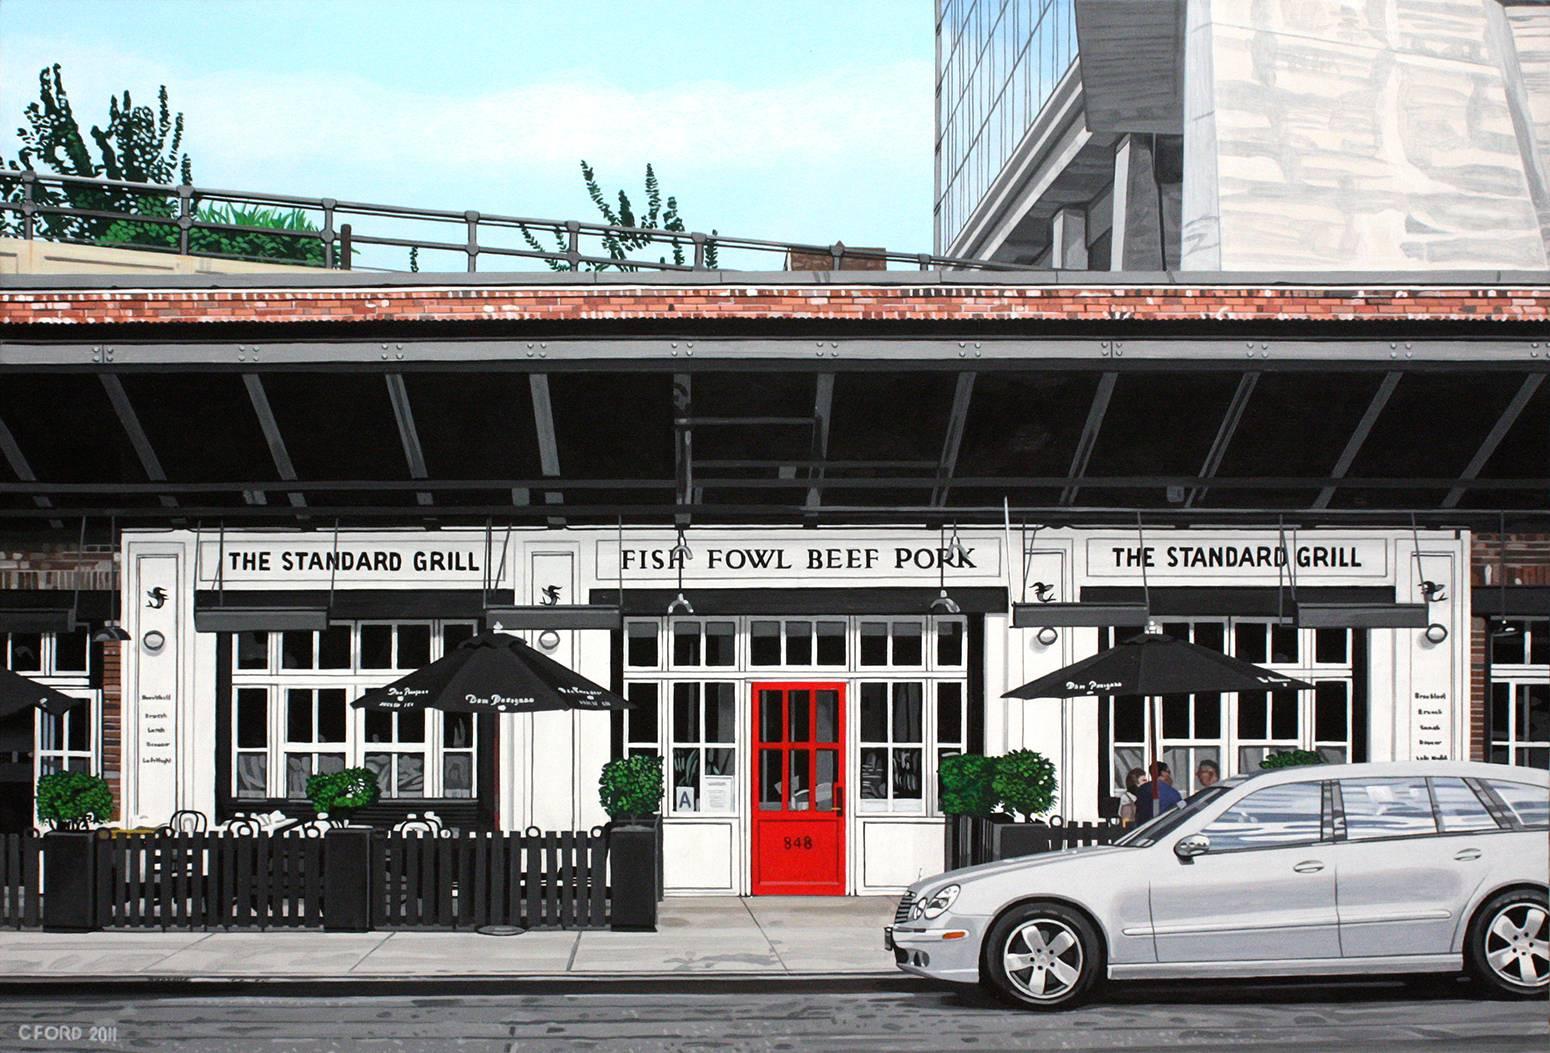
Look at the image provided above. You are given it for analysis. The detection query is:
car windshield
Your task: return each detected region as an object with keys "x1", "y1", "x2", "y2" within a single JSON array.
[{"x1": 1114, "y1": 784, "x2": 1233, "y2": 847}]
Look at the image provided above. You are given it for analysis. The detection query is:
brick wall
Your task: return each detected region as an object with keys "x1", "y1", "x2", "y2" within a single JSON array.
[
  {"x1": 0, "y1": 544, "x2": 114, "y2": 591},
  {"x1": 100, "y1": 639, "x2": 122, "y2": 821},
  {"x1": 0, "y1": 284, "x2": 1545, "y2": 326},
  {"x1": 1468, "y1": 533, "x2": 1550, "y2": 760}
]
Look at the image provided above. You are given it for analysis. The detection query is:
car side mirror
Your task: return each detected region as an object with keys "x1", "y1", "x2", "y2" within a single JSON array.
[{"x1": 1174, "y1": 834, "x2": 1210, "y2": 862}]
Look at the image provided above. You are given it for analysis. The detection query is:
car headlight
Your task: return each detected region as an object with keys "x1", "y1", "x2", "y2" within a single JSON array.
[{"x1": 911, "y1": 883, "x2": 960, "y2": 920}]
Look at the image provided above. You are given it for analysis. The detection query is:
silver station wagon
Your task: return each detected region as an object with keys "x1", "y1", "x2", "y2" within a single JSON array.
[{"x1": 887, "y1": 761, "x2": 1549, "y2": 1010}]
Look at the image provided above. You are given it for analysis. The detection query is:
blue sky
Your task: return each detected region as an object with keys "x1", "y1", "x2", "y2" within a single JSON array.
[{"x1": 0, "y1": 0, "x2": 936, "y2": 266}]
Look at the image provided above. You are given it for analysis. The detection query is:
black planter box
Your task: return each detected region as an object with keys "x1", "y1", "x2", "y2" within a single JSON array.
[
  {"x1": 323, "y1": 828, "x2": 373, "y2": 932},
  {"x1": 608, "y1": 818, "x2": 661, "y2": 932},
  {"x1": 42, "y1": 829, "x2": 99, "y2": 932},
  {"x1": 944, "y1": 813, "x2": 1010, "y2": 871}
]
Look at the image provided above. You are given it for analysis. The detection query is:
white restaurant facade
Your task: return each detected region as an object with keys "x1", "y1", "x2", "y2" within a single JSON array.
[{"x1": 114, "y1": 523, "x2": 1471, "y2": 896}]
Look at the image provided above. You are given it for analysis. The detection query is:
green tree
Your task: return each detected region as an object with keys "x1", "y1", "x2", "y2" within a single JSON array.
[
  {"x1": 4, "y1": 64, "x2": 325, "y2": 263},
  {"x1": 520, "y1": 160, "x2": 719, "y2": 271}
]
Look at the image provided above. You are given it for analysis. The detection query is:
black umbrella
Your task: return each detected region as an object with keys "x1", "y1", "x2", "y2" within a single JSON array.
[
  {"x1": 1003, "y1": 624, "x2": 1313, "y2": 799},
  {"x1": 0, "y1": 667, "x2": 85, "y2": 718},
  {"x1": 351, "y1": 630, "x2": 634, "y2": 714}
]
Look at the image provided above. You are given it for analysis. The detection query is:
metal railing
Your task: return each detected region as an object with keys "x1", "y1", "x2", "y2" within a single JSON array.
[{"x1": 0, "y1": 170, "x2": 1024, "y2": 274}]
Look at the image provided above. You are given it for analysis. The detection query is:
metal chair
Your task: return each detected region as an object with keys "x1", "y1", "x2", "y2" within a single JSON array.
[{"x1": 155, "y1": 809, "x2": 209, "y2": 837}]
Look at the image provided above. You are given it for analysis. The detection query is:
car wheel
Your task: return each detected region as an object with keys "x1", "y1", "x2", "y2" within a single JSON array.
[
  {"x1": 1466, "y1": 889, "x2": 1550, "y2": 999},
  {"x1": 982, "y1": 902, "x2": 1101, "y2": 1011}
]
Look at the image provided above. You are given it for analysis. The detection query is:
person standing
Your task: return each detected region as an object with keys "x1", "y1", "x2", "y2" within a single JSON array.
[
  {"x1": 1118, "y1": 766, "x2": 1145, "y2": 826},
  {"x1": 1134, "y1": 761, "x2": 1182, "y2": 823}
]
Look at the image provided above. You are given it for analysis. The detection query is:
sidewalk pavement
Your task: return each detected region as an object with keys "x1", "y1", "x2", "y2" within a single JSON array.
[{"x1": 0, "y1": 897, "x2": 900, "y2": 984}]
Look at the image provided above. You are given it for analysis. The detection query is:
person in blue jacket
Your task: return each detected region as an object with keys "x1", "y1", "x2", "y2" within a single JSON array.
[{"x1": 1133, "y1": 761, "x2": 1182, "y2": 823}]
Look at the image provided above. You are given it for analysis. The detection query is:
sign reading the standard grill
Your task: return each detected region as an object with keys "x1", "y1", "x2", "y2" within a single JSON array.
[
  {"x1": 1085, "y1": 537, "x2": 1389, "y2": 579},
  {"x1": 196, "y1": 538, "x2": 506, "y2": 586}
]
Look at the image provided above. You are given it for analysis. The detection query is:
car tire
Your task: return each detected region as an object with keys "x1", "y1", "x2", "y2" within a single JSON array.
[
  {"x1": 982, "y1": 901, "x2": 1102, "y2": 1011},
  {"x1": 1465, "y1": 888, "x2": 1550, "y2": 999}
]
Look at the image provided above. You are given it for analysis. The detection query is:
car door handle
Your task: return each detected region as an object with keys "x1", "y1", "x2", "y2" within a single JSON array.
[
  {"x1": 1454, "y1": 848, "x2": 1482, "y2": 862},
  {"x1": 1293, "y1": 860, "x2": 1325, "y2": 874}
]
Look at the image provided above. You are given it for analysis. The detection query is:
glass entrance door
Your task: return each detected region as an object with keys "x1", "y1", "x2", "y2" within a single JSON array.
[{"x1": 751, "y1": 682, "x2": 845, "y2": 895}]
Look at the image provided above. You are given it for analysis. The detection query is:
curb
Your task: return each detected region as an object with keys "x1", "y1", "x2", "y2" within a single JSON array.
[{"x1": 0, "y1": 972, "x2": 915, "y2": 997}]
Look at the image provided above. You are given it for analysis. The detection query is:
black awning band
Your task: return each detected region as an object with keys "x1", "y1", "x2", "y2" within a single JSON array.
[{"x1": 588, "y1": 587, "x2": 1007, "y2": 617}]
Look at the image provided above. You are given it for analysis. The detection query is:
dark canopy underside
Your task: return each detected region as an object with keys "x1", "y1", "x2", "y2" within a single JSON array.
[{"x1": 0, "y1": 363, "x2": 1543, "y2": 532}]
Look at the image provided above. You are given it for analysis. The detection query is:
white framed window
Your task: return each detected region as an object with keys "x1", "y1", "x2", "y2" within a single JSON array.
[
  {"x1": 3, "y1": 631, "x2": 100, "y2": 784},
  {"x1": 1105, "y1": 619, "x2": 1360, "y2": 796},
  {"x1": 624, "y1": 620, "x2": 662, "y2": 670},
  {"x1": 0, "y1": 628, "x2": 91, "y2": 676},
  {"x1": 746, "y1": 619, "x2": 849, "y2": 668},
  {"x1": 613, "y1": 682, "x2": 661, "y2": 759},
  {"x1": 362, "y1": 708, "x2": 427, "y2": 798},
  {"x1": 229, "y1": 619, "x2": 480, "y2": 800},
  {"x1": 358, "y1": 623, "x2": 432, "y2": 672},
  {"x1": 233, "y1": 686, "x2": 270, "y2": 799},
  {"x1": 283, "y1": 687, "x2": 349, "y2": 798},
  {"x1": 668, "y1": 682, "x2": 737, "y2": 815},
  {"x1": 668, "y1": 619, "x2": 737, "y2": 669},
  {"x1": 858, "y1": 619, "x2": 926, "y2": 668},
  {"x1": 37, "y1": 695, "x2": 96, "y2": 776},
  {"x1": 617, "y1": 616, "x2": 973, "y2": 818},
  {"x1": 1490, "y1": 618, "x2": 1549, "y2": 770},
  {"x1": 858, "y1": 681, "x2": 926, "y2": 813}
]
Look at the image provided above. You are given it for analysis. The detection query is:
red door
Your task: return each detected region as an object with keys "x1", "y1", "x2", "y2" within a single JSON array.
[{"x1": 751, "y1": 682, "x2": 846, "y2": 895}]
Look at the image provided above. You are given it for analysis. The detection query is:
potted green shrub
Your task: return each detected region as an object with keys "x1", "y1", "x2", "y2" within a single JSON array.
[
  {"x1": 599, "y1": 755, "x2": 664, "y2": 932},
  {"x1": 305, "y1": 767, "x2": 380, "y2": 824},
  {"x1": 36, "y1": 770, "x2": 113, "y2": 831},
  {"x1": 989, "y1": 750, "x2": 1061, "y2": 861},
  {"x1": 36, "y1": 771, "x2": 113, "y2": 932},
  {"x1": 939, "y1": 753, "x2": 1005, "y2": 869},
  {"x1": 599, "y1": 754, "x2": 665, "y2": 824},
  {"x1": 1260, "y1": 749, "x2": 1323, "y2": 770}
]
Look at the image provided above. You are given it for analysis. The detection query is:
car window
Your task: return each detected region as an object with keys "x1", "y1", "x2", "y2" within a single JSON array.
[
  {"x1": 1430, "y1": 777, "x2": 1499, "y2": 832},
  {"x1": 1200, "y1": 781, "x2": 1323, "y2": 852},
  {"x1": 1114, "y1": 785, "x2": 1229, "y2": 847},
  {"x1": 1340, "y1": 777, "x2": 1437, "y2": 840},
  {"x1": 1488, "y1": 779, "x2": 1550, "y2": 828}
]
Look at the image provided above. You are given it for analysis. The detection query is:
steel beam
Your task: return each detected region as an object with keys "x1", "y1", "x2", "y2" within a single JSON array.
[
  {"x1": 529, "y1": 374, "x2": 564, "y2": 523},
  {"x1": 673, "y1": 373, "x2": 693, "y2": 525},
  {"x1": 1186, "y1": 372, "x2": 1259, "y2": 508},
  {"x1": 385, "y1": 374, "x2": 433, "y2": 506},
  {"x1": 0, "y1": 499, "x2": 1541, "y2": 526},
  {"x1": 242, "y1": 374, "x2": 307, "y2": 509},
  {"x1": 1313, "y1": 372, "x2": 1401, "y2": 510},
  {"x1": 5, "y1": 337, "x2": 1543, "y2": 370},
  {"x1": 99, "y1": 375, "x2": 176, "y2": 508},
  {"x1": 805, "y1": 373, "x2": 835, "y2": 511},
  {"x1": 0, "y1": 473, "x2": 1544, "y2": 499},
  {"x1": 932, "y1": 372, "x2": 976, "y2": 507},
  {"x1": 1442, "y1": 374, "x2": 1546, "y2": 508},
  {"x1": 0, "y1": 409, "x2": 53, "y2": 513},
  {"x1": 1060, "y1": 372, "x2": 1117, "y2": 506}
]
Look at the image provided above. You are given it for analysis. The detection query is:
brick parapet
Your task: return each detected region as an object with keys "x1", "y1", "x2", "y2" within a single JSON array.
[{"x1": 0, "y1": 284, "x2": 1546, "y2": 326}]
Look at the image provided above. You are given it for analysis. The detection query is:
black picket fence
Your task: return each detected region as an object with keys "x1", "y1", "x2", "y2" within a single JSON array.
[
  {"x1": 96, "y1": 832, "x2": 326, "y2": 930},
  {"x1": 0, "y1": 834, "x2": 42, "y2": 929},
  {"x1": 24, "y1": 823, "x2": 658, "y2": 933},
  {"x1": 945, "y1": 815, "x2": 1126, "y2": 872},
  {"x1": 372, "y1": 829, "x2": 609, "y2": 930}
]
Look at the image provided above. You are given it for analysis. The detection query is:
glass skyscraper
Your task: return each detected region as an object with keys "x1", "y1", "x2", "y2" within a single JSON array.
[{"x1": 934, "y1": 0, "x2": 1077, "y2": 253}]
